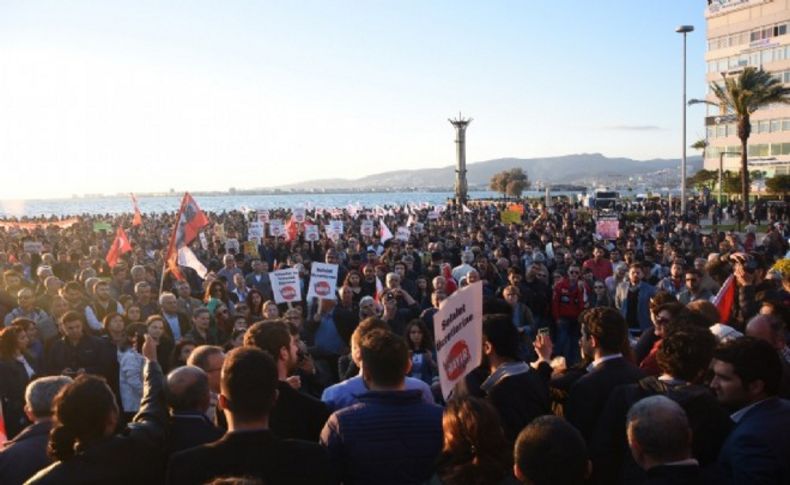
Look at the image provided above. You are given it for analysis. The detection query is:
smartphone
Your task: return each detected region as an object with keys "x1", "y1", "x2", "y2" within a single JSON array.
[{"x1": 538, "y1": 327, "x2": 550, "y2": 337}]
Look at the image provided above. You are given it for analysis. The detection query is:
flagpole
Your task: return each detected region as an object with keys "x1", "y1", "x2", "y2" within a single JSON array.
[{"x1": 158, "y1": 261, "x2": 168, "y2": 295}]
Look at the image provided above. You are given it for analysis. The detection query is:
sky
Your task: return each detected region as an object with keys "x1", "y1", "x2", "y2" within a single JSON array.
[{"x1": 0, "y1": 1, "x2": 708, "y2": 199}]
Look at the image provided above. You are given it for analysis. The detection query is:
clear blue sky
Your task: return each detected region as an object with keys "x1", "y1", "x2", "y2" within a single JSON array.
[{"x1": 0, "y1": 1, "x2": 707, "y2": 199}]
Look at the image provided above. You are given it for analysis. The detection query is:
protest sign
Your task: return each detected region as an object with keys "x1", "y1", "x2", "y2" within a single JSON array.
[
  {"x1": 306, "y1": 262, "x2": 338, "y2": 300},
  {"x1": 271, "y1": 268, "x2": 302, "y2": 304},
  {"x1": 413, "y1": 222, "x2": 424, "y2": 234},
  {"x1": 292, "y1": 208, "x2": 306, "y2": 223},
  {"x1": 224, "y1": 238, "x2": 240, "y2": 253},
  {"x1": 93, "y1": 221, "x2": 112, "y2": 233},
  {"x1": 360, "y1": 219, "x2": 374, "y2": 237},
  {"x1": 243, "y1": 240, "x2": 259, "y2": 258},
  {"x1": 23, "y1": 241, "x2": 43, "y2": 253},
  {"x1": 257, "y1": 210, "x2": 269, "y2": 224},
  {"x1": 328, "y1": 220, "x2": 344, "y2": 236},
  {"x1": 396, "y1": 226, "x2": 410, "y2": 241},
  {"x1": 433, "y1": 281, "x2": 483, "y2": 400},
  {"x1": 427, "y1": 211, "x2": 440, "y2": 220},
  {"x1": 199, "y1": 232, "x2": 209, "y2": 250},
  {"x1": 500, "y1": 210, "x2": 521, "y2": 224},
  {"x1": 595, "y1": 218, "x2": 619, "y2": 240},
  {"x1": 269, "y1": 219, "x2": 284, "y2": 237},
  {"x1": 248, "y1": 222, "x2": 264, "y2": 239},
  {"x1": 304, "y1": 224, "x2": 320, "y2": 242}
]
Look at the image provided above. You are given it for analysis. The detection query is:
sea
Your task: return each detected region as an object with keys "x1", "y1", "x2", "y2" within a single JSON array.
[{"x1": 0, "y1": 190, "x2": 584, "y2": 218}]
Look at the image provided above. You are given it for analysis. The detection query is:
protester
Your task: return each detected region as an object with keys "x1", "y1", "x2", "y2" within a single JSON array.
[
  {"x1": 166, "y1": 347, "x2": 331, "y2": 484},
  {"x1": 164, "y1": 365, "x2": 223, "y2": 455},
  {"x1": 513, "y1": 415, "x2": 590, "y2": 485},
  {"x1": 0, "y1": 376, "x2": 72, "y2": 485}
]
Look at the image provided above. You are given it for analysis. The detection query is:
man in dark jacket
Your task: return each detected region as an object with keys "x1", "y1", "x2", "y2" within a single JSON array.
[
  {"x1": 565, "y1": 307, "x2": 644, "y2": 444},
  {"x1": 42, "y1": 311, "x2": 118, "y2": 389},
  {"x1": 0, "y1": 376, "x2": 72, "y2": 485},
  {"x1": 164, "y1": 365, "x2": 223, "y2": 455},
  {"x1": 166, "y1": 347, "x2": 331, "y2": 485},
  {"x1": 320, "y1": 329, "x2": 443, "y2": 484},
  {"x1": 478, "y1": 314, "x2": 551, "y2": 443},
  {"x1": 711, "y1": 337, "x2": 790, "y2": 484},
  {"x1": 593, "y1": 326, "x2": 731, "y2": 484},
  {"x1": 244, "y1": 320, "x2": 329, "y2": 441}
]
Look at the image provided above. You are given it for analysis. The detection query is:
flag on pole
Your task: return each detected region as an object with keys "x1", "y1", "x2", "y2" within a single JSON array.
[
  {"x1": 130, "y1": 193, "x2": 142, "y2": 226},
  {"x1": 713, "y1": 275, "x2": 736, "y2": 323},
  {"x1": 165, "y1": 193, "x2": 209, "y2": 281},
  {"x1": 379, "y1": 220, "x2": 393, "y2": 243},
  {"x1": 462, "y1": 204, "x2": 472, "y2": 214},
  {"x1": 374, "y1": 275, "x2": 385, "y2": 302},
  {"x1": 284, "y1": 216, "x2": 298, "y2": 242},
  {"x1": 177, "y1": 246, "x2": 208, "y2": 279},
  {"x1": 105, "y1": 227, "x2": 132, "y2": 267}
]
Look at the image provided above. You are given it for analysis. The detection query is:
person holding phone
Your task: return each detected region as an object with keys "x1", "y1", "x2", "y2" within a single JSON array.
[{"x1": 119, "y1": 323, "x2": 147, "y2": 421}]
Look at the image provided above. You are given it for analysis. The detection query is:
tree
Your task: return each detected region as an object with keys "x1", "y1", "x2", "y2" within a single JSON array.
[
  {"x1": 723, "y1": 171, "x2": 741, "y2": 195},
  {"x1": 709, "y1": 67, "x2": 790, "y2": 214},
  {"x1": 691, "y1": 138, "x2": 708, "y2": 158},
  {"x1": 490, "y1": 168, "x2": 530, "y2": 199},
  {"x1": 766, "y1": 174, "x2": 790, "y2": 196},
  {"x1": 687, "y1": 169, "x2": 717, "y2": 191}
]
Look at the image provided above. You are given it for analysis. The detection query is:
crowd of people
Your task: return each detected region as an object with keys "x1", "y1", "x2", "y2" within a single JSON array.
[{"x1": 0, "y1": 196, "x2": 788, "y2": 484}]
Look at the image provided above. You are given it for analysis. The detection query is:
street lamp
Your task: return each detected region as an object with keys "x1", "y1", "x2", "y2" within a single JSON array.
[{"x1": 676, "y1": 25, "x2": 694, "y2": 218}]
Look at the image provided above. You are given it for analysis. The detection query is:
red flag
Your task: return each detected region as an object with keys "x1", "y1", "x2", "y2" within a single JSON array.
[
  {"x1": 374, "y1": 275, "x2": 384, "y2": 302},
  {"x1": 0, "y1": 395, "x2": 8, "y2": 445},
  {"x1": 713, "y1": 275, "x2": 735, "y2": 324},
  {"x1": 284, "y1": 216, "x2": 298, "y2": 242},
  {"x1": 106, "y1": 227, "x2": 132, "y2": 267},
  {"x1": 131, "y1": 193, "x2": 142, "y2": 226},
  {"x1": 165, "y1": 193, "x2": 209, "y2": 281}
]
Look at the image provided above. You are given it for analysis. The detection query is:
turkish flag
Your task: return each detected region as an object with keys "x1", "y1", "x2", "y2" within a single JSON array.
[
  {"x1": 713, "y1": 275, "x2": 735, "y2": 324},
  {"x1": 106, "y1": 227, "x2": 132, "y2": 268}
]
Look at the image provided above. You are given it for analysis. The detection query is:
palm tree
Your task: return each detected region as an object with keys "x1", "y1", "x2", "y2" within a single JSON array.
[
  {"x1": 691, "y1": 138, "x2": 708, "y2": 158},
  {"x1": 709, "y1": 67, "x2": 790, "y2": 214}
]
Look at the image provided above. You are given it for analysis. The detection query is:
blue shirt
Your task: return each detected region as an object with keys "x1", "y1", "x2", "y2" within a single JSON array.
[
  {"x1": 315, "y1": 312, "x2": 347, "y2": 356},
  {"x1": 321, "y1": 375, "x2": 434, "y2": 412}
]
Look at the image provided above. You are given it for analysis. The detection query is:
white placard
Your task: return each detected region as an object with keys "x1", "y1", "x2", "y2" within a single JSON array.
[
  {"x1": 427, "y1": 211, "x2": 440, "y2": 220},
  {"x1": 413, "y1": 222, "x2": 424, "y2": 234},
  {"x1": 248, "y1": 222, "x2": 264, "y2": 239},
  {"x1": 292, "y1": 208, "x2": 306, "y2": 223},
  {"x1": 306, "y1": 262, "x2": 338, "y2": 301},
  {"x1": 433, "y1": 281, "x2": 483, "y2": 400},
  {"x1": 225, "y1": 238, "x2": 240, "y2": 253},
  {"x1": 257, "y1": 210, "x2": 270, "y2": 224},
  {"x1": 396, "y1": 226, "x2": 410, "y2": 241},
  {"x1": 23, "y1": 241, "x2": 43, "y2": 253},
  {"x1": 360, "y1": 219, "x2": 374, "y2": 237},
  {"x1": 329, "y1": 220, "x2": 344, "y2": 236},
  {"x1": 199, "y1": 232, "x2": 209, "y2": 250},
  {"x1": 304, "y1": 224, "x2": 320, "y2": 242},
  {"x1": 269, "y1": 219, "x2": 284, "y2": 237},
  {"x1": 271, "y1": 268, "x2": 302, "y2": 304}
]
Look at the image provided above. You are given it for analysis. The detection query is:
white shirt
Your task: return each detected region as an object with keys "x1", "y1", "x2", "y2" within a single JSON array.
[
  {"x1": 730, "y1": 399, "x2": 769, "y2": 424},
  {"x1": 586, "y1": 353, "x2": 623, "y2": 372}
]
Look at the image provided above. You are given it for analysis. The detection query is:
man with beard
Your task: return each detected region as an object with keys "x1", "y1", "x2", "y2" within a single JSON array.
[{"x1": 244, "y1": 320, "x2": 329, "y2": 442}]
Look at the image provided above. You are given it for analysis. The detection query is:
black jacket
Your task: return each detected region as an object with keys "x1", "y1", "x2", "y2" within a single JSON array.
[
  {"x1": 166, "y1": 429, "x2": 331, "y2": 485},
  {"x1": 643, "y1": 464, "x2": 722, "y2": 485},
  {"x1": 485, "y1": 367, "x2": 551, "y2": 443},
  {"x1": 270, "y1": 381, "x2": 330, "y2": 442},
  {"x1": 166, "y1": 412, "x2": 224, "y2": 456},
  {"x1": 564, "y1": 356, "x2": 644, "y2": 443},
  {"x1": 43, "y1": 335, "x2": 117, "y2": 385},
  {"x1": 0, "y1": 421, "x2": 52, "y2": 485},
  {"x1": 0, "y1": 356, "x2": 33, "y2": 439},
  {"x1": 27, "y1": 360, "x2": 168, "y2": 485}
]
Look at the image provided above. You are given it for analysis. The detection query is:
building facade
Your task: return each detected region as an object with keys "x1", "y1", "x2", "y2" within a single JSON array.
[{"x1": 704, "y1": 0, "x2": 790, "y2": 177}]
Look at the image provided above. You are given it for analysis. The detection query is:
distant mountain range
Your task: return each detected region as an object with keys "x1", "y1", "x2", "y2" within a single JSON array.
[{"x1": 273, "y1": 153, "x2": 703, "y2": 190}]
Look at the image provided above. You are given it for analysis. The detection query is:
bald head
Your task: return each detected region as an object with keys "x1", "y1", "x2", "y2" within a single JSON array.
[
  {"x1": 166, "y1": 365, "x2": 211, "y2": 413},
  {"x1": 627, "y1": 396, "x2": 691, "y2": 469},
  {"x1": 746, "y1": 314, "x2": 786, "y2": 352}
]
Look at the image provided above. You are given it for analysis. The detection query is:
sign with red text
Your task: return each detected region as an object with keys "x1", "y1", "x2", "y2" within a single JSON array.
[
  {"x1": 292, "y1": 208, "x2": 306, "y2": 223},
  {"x1": 304, "y1": 224, "x2": 320, "y2": 242},
  {"x1": 269, "y1": 219, "x2": 284, "y2": 237},
  {"x1": 271, "y1": 268, "x2": 302, "y2": 304},
  {"x1": 306, "y1": 262, "x2": 338, "y2": 300},
  {"x1": 433, "y1": 281, "x2": 482, "y2": 400},
  {"x1": 360, "y1": 219, "x2": 374, "y2": 237},
  {"x1": 257, "y1": 210, "x2": 269, "y2": 224}
]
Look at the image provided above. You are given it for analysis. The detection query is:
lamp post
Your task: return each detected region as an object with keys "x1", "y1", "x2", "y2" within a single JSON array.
[{"x1": 676, "y1": 25, "x2": 694, "y2": 218}]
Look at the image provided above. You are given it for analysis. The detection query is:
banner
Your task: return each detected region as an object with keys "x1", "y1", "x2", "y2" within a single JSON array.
[
  {"x1": 500, "y1": 210, "x2": 521, "y2": 224},
  {"x1": 306, "y1": 262, "x2": 339, "y2": 300},
  {"x1": 433, "y1": 281, "x2": 483, "y2": 400},
  {"x1": 360, "y1": 219, "x2": 374, "y2": 237},
  {"x1": 595, "y1": 218, "x2": 619, "y2": 240},
  {"x1": 304, "y1": 224, "x2": 320, "y2": 242},
  {"x1": 271, "y1": 268, "x2": 302, "y2": 304},
  {"x1": 269, "y1": 219, "x2": 284, "y2": 238}
]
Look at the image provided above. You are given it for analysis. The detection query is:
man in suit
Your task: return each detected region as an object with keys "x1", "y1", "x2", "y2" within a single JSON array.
[
  {"x1": 158, "y1": 292, "x2": 192, "y2": 342},
  {"x1": 244, "y1": 320, "x2": 329, "y2": 442},
  {"x1": 565, "y1": 307, "x2": 644, "y2": 443},
  {"x1": 0, "y1": 376, "x2": 72, "y2": 485},
  {"x1": 166, "y1": 347, "x2": 331, "y2": 485},
  {"x1": 711, "y1": 337, "x2": 790, "y2": 484},
  {"x1": 164, "y1": 365, "x2": 223, "y2": 455},
  {"x1": 627, "y1": 395, "x2": 718, "y2": 485},
  {"x1": 514, "y1": 415, "x2": 590, "y2": 485}
]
